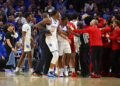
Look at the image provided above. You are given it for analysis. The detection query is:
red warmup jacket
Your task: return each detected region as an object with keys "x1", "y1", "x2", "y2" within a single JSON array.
[
  {"x1": 73, "y1": 26, "x2": 103, "y2": 46},
  {"x1": 101, "y1": 26, "x2": 111, "y2": 48},
  {"x1": 105, "y1": 27, "x2": 120, "y2": 50},
  {"x1": 67, "y1": 21, "x2": 75, "y2": 39},
  {"x1": 97, "y1": 18, "x2": 105, "y2": 28}
]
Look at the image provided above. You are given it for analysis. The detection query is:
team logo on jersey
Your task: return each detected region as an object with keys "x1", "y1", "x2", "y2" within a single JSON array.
[
  {"x1": 49, "y1": 43, "x2": 52, "y2": 47},
  {"x1": 26, "y1": 45, "x2": 29, "y2": 48}
]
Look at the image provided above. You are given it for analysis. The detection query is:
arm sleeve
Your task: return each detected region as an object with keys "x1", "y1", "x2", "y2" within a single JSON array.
[
  {"x1": 73, "y1": 28, "x2": 90, "y2": 33},
  {"x1": 101, "y1": 27, "x2": 111, "y2": 34},
  {"x1": 109, "y1": 30, "x2": 120, "y2": 40},
  {"x1": 5, "y1": 32, "x2": 11, "y2": 39},
  {"x1": 117, "y1": 36, "x2": 120, "y2": 41}
]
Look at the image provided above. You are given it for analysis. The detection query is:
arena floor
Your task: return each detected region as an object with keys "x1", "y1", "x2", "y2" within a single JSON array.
[{"x1": 0, "y1": 71, "x2": 120, "y2": 86}]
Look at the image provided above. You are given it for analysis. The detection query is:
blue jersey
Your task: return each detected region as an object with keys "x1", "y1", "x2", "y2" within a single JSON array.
[
  {"x1": 16, "y1": 48, "x2": 22, "y2": 56},
  {"x1": 0, "y1": 32, "x2": 5, "y2": 46}
]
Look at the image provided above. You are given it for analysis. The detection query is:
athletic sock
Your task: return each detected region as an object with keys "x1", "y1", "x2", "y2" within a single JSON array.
[
  {"x1": 48, "y1": 68, "x2": 54, "y2": 72},
  {"x1": 64, "y1": 66, "x2": 68, "y2": 70},
  {"x1": 29, "y1": 68, "x2": 34, "y2": 73},
  {"x1": 15, "y1": 67, "x2": 20, "y2": 71}
]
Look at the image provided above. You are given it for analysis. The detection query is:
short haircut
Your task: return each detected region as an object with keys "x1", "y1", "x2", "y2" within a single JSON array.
[
  {"x1": 51, "y1": 10, "x2": 58, "y2": 16},
  {"x1": 7, "y1": 23, "x2": 14, "y2": 28},
  {"x1": 24, "y1": 13, "x2": 31, "y2": 19},
  {"x1": 71, "y1": 13, "x2": 79, "y2": 20},
  {"x1": 61, "y1": 15, "x2": 68, "y2": 21},
  {"x1": 84, "y1": 15, "x2": 93, "y2": 26},
  {"x1": 92, "y1": 19, "x2": 98, "y2": 25},
  {"x1": 42, "y1": 13, "x2": 49, "y2": 18}
]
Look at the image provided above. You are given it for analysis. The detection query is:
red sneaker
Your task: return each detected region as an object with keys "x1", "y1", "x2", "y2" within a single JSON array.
[
  {"x1": 91, "y1": 74, "x2": 100, "y2": 78},
  {"x1": 71, "y1": 72, "x2": 77, "y2": 77}
]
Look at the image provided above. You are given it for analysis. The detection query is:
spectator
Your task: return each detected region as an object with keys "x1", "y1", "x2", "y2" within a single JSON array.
[
  {"x1": 15, "y1": 12, "x2": 26, "y2": 24},
  {"x1": 0, "y1": 6, "x2": 7, "y2": 23},
  {"x1": 35, "y1": 10, "x2": 43, "y2": 23},
  {"x1": 103, "y1": 8, "x2": 111, "y2": 19},
  {"x1": 6, "y1": 15, "x2": 16, "y2": 28},
  {"x1": 15, "y1": 41, "x2": 22, "y2": 66},
  {"x1": 7, "y1": 8, "x2": 16, "y2": 16},
  {"x1": 2, "y1": 3, "x2": 8, "y2": 14},
  {"x1": 56, "y1": 0, "x2": 67, "y2": 11},
  {"x1": 44, "y1": 2, "x2": 55, "y2": 12},
  {"x1": 5, "y1": 23, "x2": 18, "y2": 68},
  {"x1": 68, "y1": 4, "x2": 76, "y2": 16},
  {"x1": 27, "y1": 6, "x2": 33, "y2": 13},
  {"x1": 84, "y1": 0, "x2": 95, "y2": 12},
  {"x1": 79, "y1": 9, "x2": 85, "y2": 20},
  {"x1": 19, "y1": 6, "x2": 25, "y2": 13}
]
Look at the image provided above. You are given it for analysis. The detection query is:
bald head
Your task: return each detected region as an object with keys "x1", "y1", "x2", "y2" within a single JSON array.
[{"x1": 90, "y1": 19, "x2": 98, "y2": 26}]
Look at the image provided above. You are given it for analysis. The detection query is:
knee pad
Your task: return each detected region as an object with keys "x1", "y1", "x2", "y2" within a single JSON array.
[{"x1": 51, "y1": 51, "x2": 59, "y2": 64}]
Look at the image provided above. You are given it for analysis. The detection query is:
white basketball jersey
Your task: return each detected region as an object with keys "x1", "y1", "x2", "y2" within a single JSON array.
[
  {"x1": 58, "y1": 25, "x2": 68, "y2": 42},
  {"x1": 46, "y1": 17, "x2": 59, "y2": 40},
  {"x1": 70, "y1": 20, "x2": 78, "y2": 29}
]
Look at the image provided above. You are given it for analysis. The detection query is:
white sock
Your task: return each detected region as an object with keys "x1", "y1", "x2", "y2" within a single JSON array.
[
  {"x1": 71, "y1": 68, "x2": 75, "y2": 72},
  {"x1": 15, "y1": 67, "x2": 20, "y2": 71},
  {"x1": 60, "y1": 68, "x2": 64, "y2": 73},
  {"x1": 29, "y1": 68, "x2": 34, "y2": 73},
  {"x1": 64, "y1": 66, "x2": 68, "y2": 70},
  {"x1": 49, "y1": 68, "x2": 54, "y2": 72},
  {"x1": 56, "y1": 67, "x2": 59, "y2": 71}
]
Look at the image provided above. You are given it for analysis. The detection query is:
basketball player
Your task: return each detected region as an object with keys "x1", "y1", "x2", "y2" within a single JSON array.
[
  {"x1": 57, "y1": 15, "x2": 71, "y2": 77},
  {"x1": 14, "y1": 13, "x2": 36, "y2": 74}
]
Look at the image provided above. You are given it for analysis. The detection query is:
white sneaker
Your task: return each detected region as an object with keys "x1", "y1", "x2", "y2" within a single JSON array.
[
  {"x1": 64, "y1": 70, "x2": 69, "y2": 77},
  {"x1": 59, "y1": 71, "x2": 64, "y2": 77},
  {"x1": 14, "y1": 70, "x2": 20, "y2": 75},
  {"x1": 29, "y1": 68, "x2": 34, "y2": 75},
  {"x1": 55, "y1": 68, "x2": 59, "y2": 75}
]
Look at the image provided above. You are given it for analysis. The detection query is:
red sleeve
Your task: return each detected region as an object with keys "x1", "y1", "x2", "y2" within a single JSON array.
[
  {"x1": 101, "y1": 26, "x2": 111, "y2": 34},
  {"x1": 117, "y1": 37, "x2": 120, "y2": 41},
  {"x1": 97, "y1": 18, "x2": 105, "y2": 28},
  {"x1": 73, "y1": 28, "x2": 90, "y2": 33},
  {"x1": 109, "y1": 29, "x2": 120, "y2": 40}
]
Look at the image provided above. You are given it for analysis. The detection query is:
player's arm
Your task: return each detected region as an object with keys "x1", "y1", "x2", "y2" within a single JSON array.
[
  {"x1": 57, "y1": 25, "x2": 71, "y2": 43},
  {"x1": 35, "y1": 18, "x2": 51, "y2": 29},
  {"x1": 70, "y1": 31, "x2": 80, "y2": 37},
  {"x1": 67, "y1": 24, "x2": 80, "y2": 37}
]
